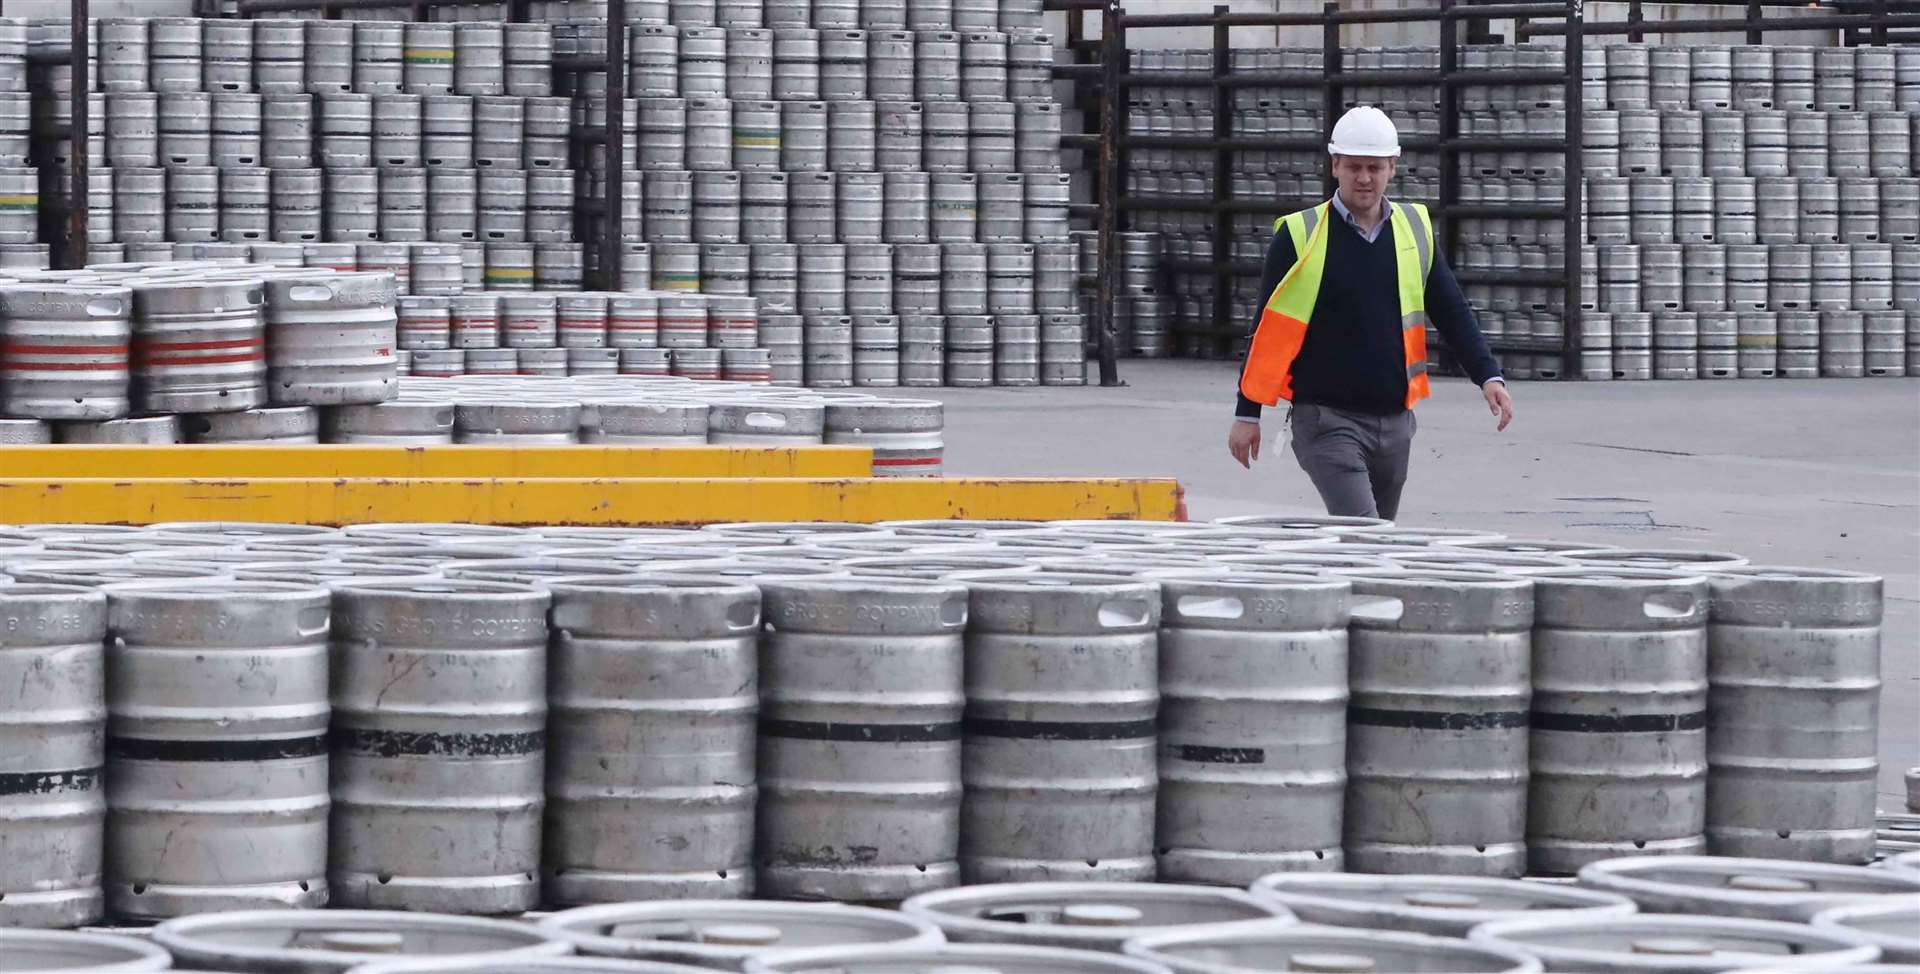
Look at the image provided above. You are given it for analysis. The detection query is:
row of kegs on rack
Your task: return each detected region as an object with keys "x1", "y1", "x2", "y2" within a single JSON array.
[
  {"x1": 0, "y1": 376, "x2": 947, "y2": 475},
  {"x1": 1584, "y1": 42, "x2": 1918, "y2": 115},
  {"x1": 388, "y1": 309, "x2": 1087, "y2": 388},
  {"x1": 52, "y1": 91, "x2": 1069, "y2": 178},
  {"x1": 5, "y1": 858, "x2": 1919, "y2": 971},
  {"x1": 0, "y1": 519, "x2": 1900, "y2": 923},
  {"x1": 57, "y1": 163, "x2": 1074, "y2": 248},
  {"x1": 51, "y1": 13, "x2": 1064, "y2": 105}
]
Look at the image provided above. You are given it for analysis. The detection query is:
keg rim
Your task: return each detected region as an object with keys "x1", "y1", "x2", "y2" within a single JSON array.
[
  {"x1": 355, "y1": 955, "x2": 715, "y2": 974},
  {"x1": 152, "y1": 909, "x2": 573, "y2": 970},
  {"x1": 1249, "y1": 872, "x2": 1639, "y2": 932},
  {"x1": 902, "y1": 882, "x2": 1295, "y2": 947},
  {"x1": 0, "y1": 928, "x2": 172, "y2": 971},
  {"x1": 1808, "y1": 896, "x2": 1920, "y2": 954},
  {"x1": 539, "y1": 900, "x2": 944, "y2": 963},
  {"x1": 1576, "y1": 855, "x2": 1920, "y2": 920},
  {"x1": 1126, "y1": 917, "x2": 1545, "y2": 973},
  {"x1": 744, "y1": 941, "x2": 1174, "y2": 974},
  {"x1": 1470, "y1": 912, "x2": 1881, "y2": 969}
]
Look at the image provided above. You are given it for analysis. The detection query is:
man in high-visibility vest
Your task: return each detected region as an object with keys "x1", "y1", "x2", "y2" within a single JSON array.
[{"x1": 1227, "y1": 106, "x2": 1514, "y2": 521}]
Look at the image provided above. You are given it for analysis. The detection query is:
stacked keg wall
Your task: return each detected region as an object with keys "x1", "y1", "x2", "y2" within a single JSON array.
[
  {"x1": 1087, "y1": 39, "x2": 1919, "y2": 382},
  {"x1": 1580, "y1": 43, "x2": 1918, "y2": 381},
  {"x1": 16, "y1": 0, "x2": 1090, "y2": 389}
]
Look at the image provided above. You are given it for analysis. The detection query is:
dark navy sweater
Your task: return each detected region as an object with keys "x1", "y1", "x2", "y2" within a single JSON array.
[{"x1": 1234, "y1": 208, "x2": 1501, "y2": 419}]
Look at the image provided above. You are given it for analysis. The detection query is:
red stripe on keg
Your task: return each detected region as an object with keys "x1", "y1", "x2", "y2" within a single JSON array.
[
  {"x1": 140, "y1": 338, "x2": 263, "y2": 352},
  {"x1": 872, "y1": 456, "x2": 943, "y2": 467},
  {"x1": 138, "y1": 351, "x2": 267, "y2": 366},
  {"x1": 1, "y1": 360, "x2": 129, "y2": 371},
  {"x1": 0, "y1": 343, "x2": 130, "y2": 356}
]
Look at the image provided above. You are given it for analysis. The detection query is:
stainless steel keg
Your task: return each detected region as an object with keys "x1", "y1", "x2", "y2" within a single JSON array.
[
  {"x1": 262, "y1": 271, "x2": 398, "y2": 405},
  {"x1": 0, "y1": 583, "x2": 108, "y2": 929},
  {"x1": 330, "y1": 580, "x2": 550, "y2": 913},
  {"x1": 1707, "y1": 568, "x2": 1882, "y2": 863},
  {"x1": 543, "y1": 577, "x2": 758, "y2": 903},
  {"x1": 103, "y1": 580, "x2": 331, "y2": 919},
  {"x1": 960, "y1": 573, "x2": 1160, "y2": 882},
  {"x1": 755, "y1": 579, "x2": 969, "y2": 900},
  {"x1": 0, "y1": 284, "x2": 133, "y2": 421}
]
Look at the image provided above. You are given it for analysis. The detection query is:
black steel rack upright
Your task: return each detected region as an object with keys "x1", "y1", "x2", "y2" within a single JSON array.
[
  {"x1": 207, "y1": 0, "x2": 631, "y2": 289},
  {"x1": 18, "y1": 0, "x2": 93, "y2": 268},
  {"x1": 1047, "y1": 0, "x2": 1124, "y2": 386}
]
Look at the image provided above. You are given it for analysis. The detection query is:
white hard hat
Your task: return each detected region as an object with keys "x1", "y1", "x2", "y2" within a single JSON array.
[{"x1": 1327, "y1": 105, "x2": 1402, "y2": 158}]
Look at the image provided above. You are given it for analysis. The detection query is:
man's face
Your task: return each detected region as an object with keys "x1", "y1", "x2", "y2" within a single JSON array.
[{"x1": 1332, "y1": 154, "x2": 1397, "y2": 213}]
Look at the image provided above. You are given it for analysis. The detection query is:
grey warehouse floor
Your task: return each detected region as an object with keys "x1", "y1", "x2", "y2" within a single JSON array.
[{"x1": 918, "y1": 360, "x2": 1920, "y2": 808}]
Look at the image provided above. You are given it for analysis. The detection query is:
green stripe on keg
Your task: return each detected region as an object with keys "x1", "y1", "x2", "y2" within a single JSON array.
[
  {"x1": 656, "y1": 274, "x2": 701, "y2": 289},
  {"x1": 734, "y1": 129, "x2": 781, "y2": 147},
  {"x1": 0, "y1": 194, "x2": 37, "y2": 209},
  {"x1": 933, "y1": 202, "x2": 976, "y2": 212},
  {"x1": 404, "y1": 47, "x2": 455, "y2": 64}
]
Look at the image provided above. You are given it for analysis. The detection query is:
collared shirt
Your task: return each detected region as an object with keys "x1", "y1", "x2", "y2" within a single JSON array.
[{"x1": 1329, "y1": 192, "x2": 1389, "y2": 243}]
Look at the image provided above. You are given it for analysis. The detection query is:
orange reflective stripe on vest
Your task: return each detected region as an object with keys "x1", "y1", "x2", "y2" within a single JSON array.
[{"x1": 1239, "y1": 199, "x2": 1437, "y2": 410}]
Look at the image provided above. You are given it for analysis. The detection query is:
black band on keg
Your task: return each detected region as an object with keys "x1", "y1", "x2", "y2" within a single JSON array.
[
  {"x1": 962, "y1": 717, "x2": 1160, "y2": 741},
  {"x1": 108, "y1": 735, "x2": 330, "y2": 762},
  {"x1": 1347, "y1": 707, "x2": 1531, "y2": 731},
  {"x1": 758, "y1": 719, "x2": 964, "y2": 743},
  {"x1": 1530, "y1": 711, "x2": 1709, "y2": 733},
  {"x1": 1174, "y1": 745, "x2": 1267, "y2": 764},
  {"x1": 331, "y1": 728, "x2": 545, "y2": 758},
  {"x1": 0, "y1": 766, "x2": 102, "y2": 795}
]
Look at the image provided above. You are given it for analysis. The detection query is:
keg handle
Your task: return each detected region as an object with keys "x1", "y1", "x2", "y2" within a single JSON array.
[
  {"x1": 1175, "y1": 594, "x2": 1244, "y2": 621},
  {"x1": 1348, "y1": 596, "x2": 1404, "y2": 623},
  {"x1": 1098, "y1": 599, "x2": 1151, "y2": 628},
  {"x1": 1643, "y1": 591, "x2": 1698, "y2": 620}
]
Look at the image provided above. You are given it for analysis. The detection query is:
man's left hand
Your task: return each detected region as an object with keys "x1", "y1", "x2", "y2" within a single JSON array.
[{"x1": 1484, "y1": 381, "x2": 1514, "y2": 432}]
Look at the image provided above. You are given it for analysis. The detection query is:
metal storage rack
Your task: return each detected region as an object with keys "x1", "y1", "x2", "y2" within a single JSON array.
[
  {"x1": 208, "y1": 0, "x2": 631, "y2": 290},
  {"x1": 1056, "y1": 0, "x2": 1917, "y2": 381},
  {"x1": 1055, "y1": 1, "x2": 1585, "y2": 374}
]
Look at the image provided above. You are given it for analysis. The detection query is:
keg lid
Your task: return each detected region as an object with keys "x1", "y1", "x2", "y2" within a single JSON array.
[
  {"x1": 1061, "y1": 905, "x2": 1145, "y2": 927},
  {"x1": 697, "y1": 924, "x2": 782, "y2": 947},
  {"x1": 1288, "y1": 953, "x2": 1378, "y2": 973}
]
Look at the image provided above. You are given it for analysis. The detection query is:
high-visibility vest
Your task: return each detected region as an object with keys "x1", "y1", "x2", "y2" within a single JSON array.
[{"x1": 1238, "y1": 199, "x2": 1437, "y2": 410}]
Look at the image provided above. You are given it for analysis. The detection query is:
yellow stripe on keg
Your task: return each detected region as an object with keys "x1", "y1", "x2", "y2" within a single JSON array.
[
  {"x1": 403, "y1": 47, "x2": 455, "y2": 63},
  {"x1": 0, "y1": 194, "x2": 38, "y2": 209},
  {"x1": 485, "y1": 268, "x2": 536, "y2": 282},
  {"x1": 0, "y1": 477, "x2": 1185, "y2": 525}
]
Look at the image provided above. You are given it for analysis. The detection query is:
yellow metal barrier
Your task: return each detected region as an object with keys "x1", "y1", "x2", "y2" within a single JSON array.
[
  {"x1": 0, "y1": 445, "x2": 873, "y2": 479},
  {"x1": 0, "y1": 477, "x2": 1184, "y2": 526}
]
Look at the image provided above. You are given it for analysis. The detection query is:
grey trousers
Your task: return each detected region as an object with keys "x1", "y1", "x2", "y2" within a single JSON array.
[{"x1": 1289, "y1": 402, "x2": 1417, "y2": 521}]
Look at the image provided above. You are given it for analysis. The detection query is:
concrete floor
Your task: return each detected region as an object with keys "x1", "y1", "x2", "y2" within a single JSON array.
[{"x1": 918, "y1": 360, "x2": 1920, "y2": 807}]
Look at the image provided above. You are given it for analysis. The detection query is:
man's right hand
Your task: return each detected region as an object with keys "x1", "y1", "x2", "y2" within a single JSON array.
[{"x1": 1228, "y1": 420, "x2": 1261, "y2": 469}]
